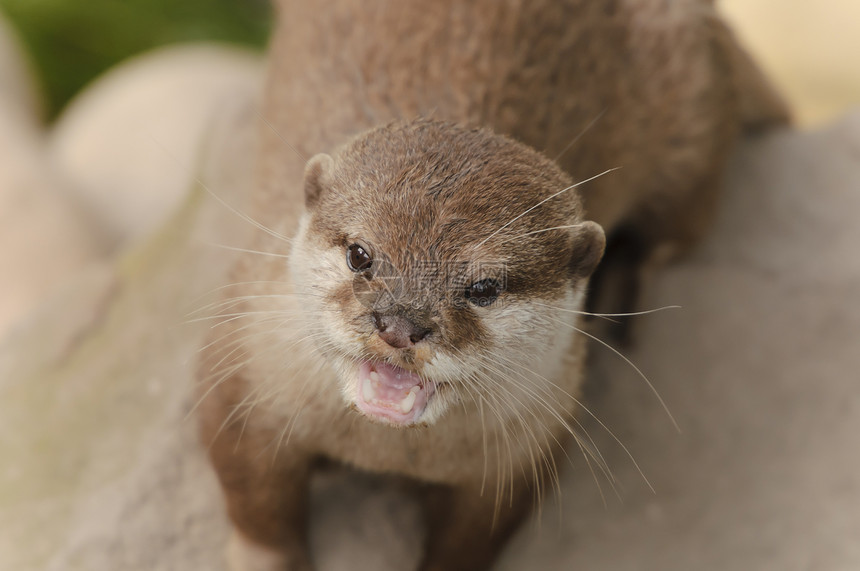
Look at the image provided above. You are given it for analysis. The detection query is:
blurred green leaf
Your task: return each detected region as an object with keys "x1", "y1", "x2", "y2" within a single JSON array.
[{"x1": 0, "y1": 0, "x2": 271, "y2": 119}]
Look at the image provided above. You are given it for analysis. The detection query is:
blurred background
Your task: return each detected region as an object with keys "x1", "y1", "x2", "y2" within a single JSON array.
[
  {"x1": 0, "y1": 0, "x2": 857, "y2": 126},
  {"x1": 0, "y1": 0, "x2": 271, "y2": 119},
  {"x1": 721, "y1": 0, "x2": 860, "y2": 127},
  {"x1": 0, "y1": 3, "x2": 858, "y2": 569}
]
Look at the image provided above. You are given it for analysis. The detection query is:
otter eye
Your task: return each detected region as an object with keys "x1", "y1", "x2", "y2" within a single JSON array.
[
  {"x1": 465, "y1": 278, "x2": 501, "y2": 307},
  {"x1": 346, "y1": 244, "x2": 373, "y2": 272}
]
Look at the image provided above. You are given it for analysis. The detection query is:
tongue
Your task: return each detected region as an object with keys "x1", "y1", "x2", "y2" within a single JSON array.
[{"x1": 355, "y1": 361, "x2": 434, "y2": 425}]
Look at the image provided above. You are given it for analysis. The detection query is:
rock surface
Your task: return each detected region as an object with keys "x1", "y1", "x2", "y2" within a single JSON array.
[
  {"x1": 0, "y1": 86, "x2": 258, "y2": 570},
  {"x1": 0, "y1": 12, "x2": 101, "y2": 337},
  {"x1": 49, "y1": 44, "x2": 264, "y2": 252}
]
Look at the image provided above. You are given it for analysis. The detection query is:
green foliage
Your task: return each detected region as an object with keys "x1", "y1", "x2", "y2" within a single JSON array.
[{"x1": 0, "y1": 0, "x2": 271, "y2": 118}]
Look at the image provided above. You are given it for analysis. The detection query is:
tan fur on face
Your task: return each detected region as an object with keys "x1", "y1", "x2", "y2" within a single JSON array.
[
  {"x1": 287, "y1": 120, "x2": 600, "y2": 424},
  {"x1": 308, "y1": 121, "x2": 586, "y2": 298}
]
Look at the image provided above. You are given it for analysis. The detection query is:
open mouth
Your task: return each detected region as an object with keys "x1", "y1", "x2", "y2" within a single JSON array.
[{"x1": 354, "y1": 360, "x2": 435, "y2": 426}]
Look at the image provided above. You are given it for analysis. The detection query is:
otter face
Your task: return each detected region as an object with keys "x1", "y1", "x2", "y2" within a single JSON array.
[{"x1": 288, "y1": 120, "x2": 604, "y2": 427}]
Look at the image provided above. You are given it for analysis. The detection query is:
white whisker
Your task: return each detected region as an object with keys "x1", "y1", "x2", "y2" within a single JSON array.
[
  {"x1": 148, "y1": 134, "x2": 295, "y2": 246},
  {"x1": 256, "y1": 110, "x2": 308, "y2": 163},
  {"x1": 552, "y1": 109, "x2": 606, "y2": 163},
  {"x1": 203, "y1": 242, "x2": 292, "y2": 260},
  {"x1": 476, "y1": 167, "x2": 620, "y2": 247},
  {"x1": 532, "y1": 301, "x2": 682, "y2": 320},
  {"x1": 549, "y1": 315, "x2": 680, "y2": 433}
]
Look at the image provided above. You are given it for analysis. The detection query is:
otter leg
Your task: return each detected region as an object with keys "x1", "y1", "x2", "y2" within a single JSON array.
[
  {"x1": 199, "y1": 377, "x2": 313, "y2": 571},
  {"x1": 218, "y1": 454, "x2": 313, "y2": 571},
  {"x1": 418, "y1": 481, "x2": 534, "y2": 571}
]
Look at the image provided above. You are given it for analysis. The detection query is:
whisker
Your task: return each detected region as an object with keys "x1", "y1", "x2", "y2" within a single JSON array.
[
  {"x1": 203, "y1": 242, "x2": 292, "y2": 260},
  {"x1": 185, "y1": 310, "x2": 293, "y2": 326},
  {"x1": 549, "y1": 315, "x2": 680, "y2": 433},
  {"x1": 148, "y1": 134, "x2": 295, "y2": 246},
  {"x1": 498, "y1": 224, "x2": 582, "y2": 244},
  {"x1": 457, "y1": 347, "x2": 575, "y2": 512},
  {"x1": 256, "y1": 110, "x2": 308, "y2": 163},
  {"x1": 186, "y1": 292, "x2": 332, "y2": 320},
  {"x1": 494, "y1": 330, "x2": 653, "y2": 493},
  {"x1": 476, "y1": 167, "x2": 620, "y2": 247},
  {"x1": 532, "y1": 301, "x2": 682, "y2": 321},
  {"x1": 474, "y1": 352, "x2": 617, "y2": 496},
  {"x1": 552, "y1": 109, "x2": 606, "y2": 163}
]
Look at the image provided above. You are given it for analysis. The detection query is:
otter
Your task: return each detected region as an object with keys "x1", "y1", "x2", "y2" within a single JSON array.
[{"x1": 196, "y1": 1, "x2": 787, "y2": 570}]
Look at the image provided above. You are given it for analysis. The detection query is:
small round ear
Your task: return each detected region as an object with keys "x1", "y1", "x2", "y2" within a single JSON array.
[
  {"x1": 569, "y1": 221, "x2": 606, "y2": 279},
  {"x1": 303, "y1": 153, "x2": 334, "y2": 208}
]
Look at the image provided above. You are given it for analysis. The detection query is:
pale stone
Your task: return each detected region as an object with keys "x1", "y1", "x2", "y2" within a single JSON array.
[
  {"x1": 0, "y1": 83, "x2": 258, "y2": 571},
  {"x1": 50, "y1": 43, "x2": 264, "y2": 252},
  {"x1": 720, "y1": 0, "x2": 860, "y2": 127},
  {"x1": 0, "y1": 13, "x2": 100, "y2": 340}
]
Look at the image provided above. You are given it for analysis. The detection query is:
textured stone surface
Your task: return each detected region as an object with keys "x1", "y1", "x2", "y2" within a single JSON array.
[
  {"x1": 0, "y1": 12, "x2": 101, "y2": 337},
  {"x1": 50, "y1": 44, "x2": 264, "y2": 252},
  {"x1": 0, "y1": 84, "x2": 258, "y2": 570}
]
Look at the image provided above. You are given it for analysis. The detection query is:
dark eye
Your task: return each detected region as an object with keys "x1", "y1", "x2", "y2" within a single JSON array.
[
  {"x1": 465, "y1": 278, "x2": 501, "y2": 307},
  {"x1": 347, "y1": 243, "x2": 373, "y2": 272}
]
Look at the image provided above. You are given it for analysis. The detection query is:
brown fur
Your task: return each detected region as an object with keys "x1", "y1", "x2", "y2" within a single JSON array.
[{"x1": 198, "y1": 1, "x2": 787, "y2": 570}]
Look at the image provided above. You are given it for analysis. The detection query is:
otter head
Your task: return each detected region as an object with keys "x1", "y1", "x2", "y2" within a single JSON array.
[{"x1": 289, "y1": 119, "x2": 604, "y2": 427}]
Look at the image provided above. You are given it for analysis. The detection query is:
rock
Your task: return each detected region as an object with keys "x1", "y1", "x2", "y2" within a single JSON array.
[
  {"x1": 0, "y1": 12, "x2": 101, "y2": 339},
  {"x1": 0, "y1": 84, "x2": 258, "y2": 571},
  {"x1": 49, "y1": 43, "x2": 264, "y2": 252}
]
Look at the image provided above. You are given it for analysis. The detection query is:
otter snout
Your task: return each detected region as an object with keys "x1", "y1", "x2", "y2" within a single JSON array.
[{"x1": 372, "y1": 313, "x2": 432, "y2": 348}]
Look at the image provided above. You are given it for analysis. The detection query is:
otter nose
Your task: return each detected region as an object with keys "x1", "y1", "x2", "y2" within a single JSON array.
[{"x1": 372, "y1": 313, "x2": 432, "y2": 349}]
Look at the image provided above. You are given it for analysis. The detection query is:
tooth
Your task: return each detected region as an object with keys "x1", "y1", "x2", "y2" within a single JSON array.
[
  {"x1": 362, "y1": 376, "x2": 376, "y2": 402},
  {"x1": 400, "y1": 389, "x2": 417, "y2": 414},
  {"x1": 369, "y1": 371, "x2": 380, "y2": 384}
]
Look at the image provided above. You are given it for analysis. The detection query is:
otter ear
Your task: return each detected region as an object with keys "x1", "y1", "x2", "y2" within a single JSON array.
[
  {"x1": 569, "y1": 221, "x2": 606, "y2": 279},
  {"x1": 303, "y1": 153, "x2": 334, "y2": 209}
]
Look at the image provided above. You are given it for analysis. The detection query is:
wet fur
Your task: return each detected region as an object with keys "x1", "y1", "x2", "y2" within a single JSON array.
[{"x1": 197, "y1": 1, "x2": 787, "y2": 570}]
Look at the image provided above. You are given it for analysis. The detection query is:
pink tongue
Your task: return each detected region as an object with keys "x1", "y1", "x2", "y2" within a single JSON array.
[{"x1": 355, "y1": 361, "x2": 434, "y2": 425}]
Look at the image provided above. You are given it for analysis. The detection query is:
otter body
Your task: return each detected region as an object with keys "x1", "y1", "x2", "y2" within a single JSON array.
[{"x1": 198, "y1": 1, "x2": 786, "y2": 570}]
